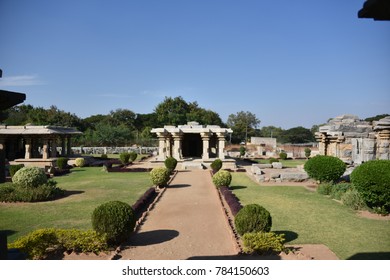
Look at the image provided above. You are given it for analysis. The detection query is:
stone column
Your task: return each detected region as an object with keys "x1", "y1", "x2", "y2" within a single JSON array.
[
  {"x1": 201, "y1": 132, "x2": 210, "y2": 160},
  {"x1": 0, "y1": 138, "x2": 5, "y2": 183},
  {"x1": 156, "y1": 133, "x2": 167, "y2": 161},
  {"x1": 50, "y1": 138, "x2": 57, "y2": 157},
  {"x1": 42, "y1": 139, "x2": 49, "y2": 159},
  {"x1": 377, "y1": 130, "x2": 390, "y2": 160},
  {"x1": 61, "y1": 137, "x2": 66, "y2": 156},
  {"x1": 66, "y1": 136, "x2": 72, "y2": 156},
  {"x1": 172, "y1": 132, "x2": 183, "y2": 160},
  {"x1": 25, "y1": 138, "x2": 32, "y2": 159},
  {"x1": 217, "y1": 133, "x2": 226, "y2": 159},
  {"x1": 165, "y1": 136, "x2": 172, "y2": 158}
]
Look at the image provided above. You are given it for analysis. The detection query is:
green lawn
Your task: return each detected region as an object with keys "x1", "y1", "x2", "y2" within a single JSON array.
[
  {"x1": 253, "y1": 159, "x2": 307, "y2": 168},
  {"x1": 231, "y1": 173, "x2": 390, "y2": 260},
  {"x1": 0, "y1": 167, "x2": 152, "y2": 243}
]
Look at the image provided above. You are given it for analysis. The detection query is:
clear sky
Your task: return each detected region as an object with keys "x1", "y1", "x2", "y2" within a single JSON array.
[{"x1": 1, "y1": 0, "x2": 389, "y2": 129}]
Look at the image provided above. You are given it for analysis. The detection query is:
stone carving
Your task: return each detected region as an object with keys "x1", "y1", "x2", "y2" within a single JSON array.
[{"x1": 315, "y1": 115, "x2": 390, "y2": 163}]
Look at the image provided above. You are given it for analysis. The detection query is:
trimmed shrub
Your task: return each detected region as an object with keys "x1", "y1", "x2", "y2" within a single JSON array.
[
  {"x1": 0, "y1": 183, "x2": 15, "y2": 201},
  {"x1": 330, "y1": 183, "x2": 352, "y2": 200},
  {"x1": 317, "y1": 182, "x2": 333, "y2": 195},
  {"x1": 240, "y1": 146, "x2": 246, "y2": 157},
  {"x1": 350, "y1": 160, "x2": 390, "y2": 213},
  {"x1": 212, "y1": 170, "x2": 232, "y2": 187},
  {"x1": 119, "y1": 152, "x2": 131, "y2": 164},
  {"x1": 75, "y1": 157, "x2": 85, "y2": 167},
  {"x1": 304, "y1": 148, "x2": 311, "y2": 158},
  {"x1": 129, "y1": 151, "x2": 138, "y2": 162},
  {"x1": 279, "y1": 152, "x2": 288, "y2": 160},
  {"x1": 234, "y1": 204, "x2": 272, "y2": 236},
  {"x1": 0, "y1": 181, "x2": 64, "y2": 202},
  {"x1": 12, "y1": 166, "x2": 47, "y2": 188},
  {"x1": 304, "y1": 155, "x2": 346, "y2": 183},
  {"x1": 150, "y1": 167, "x2": 170, "y2": 187},
  {"x1": 9, "y1": 164, "x2": 25, "y2": 177},
  {"x1": 101, "y1": 154, "x2": 108, "y2": 159},
  {"x1": 9, "y1": 228, "x2": 107, "y2": 259},
  {"x1": 269, "y1": 158, "x2": 279, "y2": 164},
  {"x1": 56, "y1": 157, "x2": 69, "y2": 170},
  {"x1": 164, "y1": 157, "x2": 178, "y2": 173},
  {"x1": 210, "y1": 159, "x2": 223, "y2": 173},
  {"x1": 92, "y1": 201, "x2": 136, "y2": 245},
  {"x1": 341, "y1": 188, "x2": 367, "y2": 211},
  {"x1": 242, "y1": 232, "x2": 286, "y2": 255}
]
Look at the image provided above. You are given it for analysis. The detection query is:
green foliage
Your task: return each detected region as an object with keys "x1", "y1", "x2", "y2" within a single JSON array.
[
  {"x1": 279, "y1": 152, "x2": 288, "y2": 160},
  {"x1": 91, "y1": 201, "x2": 136, "y2": 245},
  {"x1": 164, "y1": 157, "x2": 178, "y2": 173},
  {"x1": 304, "y1": 147, "x2": 311, "y2": 158},
  {"x1": 9, "y1": 228, "x2": 107, "y2": 259},
  {"x1": 119, "y1": 152, "x2": 131, "y2": 164},
  {"x1": 150, "y1": 167, "x2": 170, "y2": 187},
  {"x1": 12, "y1": 166, "x2": 47, "y2": 188},
  {"x1": 210, "y1": 158, "x2": 223, "y2": 172},
  {"x1": 56, "y1": 157, "x2": 69, "y2": 170},
  {"x1": 101, "y1": 154, "x2": 108, "y2": 159},
  {"x1": 330, "y1": 183, "x2": 352, "y2": 200},
  {"x1": 280, "y1": 126, "x2": 315, "y2": 144},
  {"x1": 304, "y1": 155, "x2": 346, "y2": 183},
  {"x1": 227, "y1": 111, "x2": 261, "y2": 144},
  {"x1": 242, "y1": 232, "x2": 286, "y2": 254},
  {"x1": 269, "y1": 158, "x2": 279, "y2": 164},
  {"x1": 240, "y1": 146, "x2": 246, "y2": 156},
  {"x1": 0, "y1": 181, "x2": 64, "y2": 202},
  {"x1": 129, "y1": 151, "x2": 138, "y2": 162},
  {"x1": 350, "y1": 160, "x2": 390, "y2": 213},
  {"x1": 317, "y1": 182, "x2": 333, "y2": 195},
  {"x1": 234, "y1": 204, "x2": 272, "y2": 236},
  {"x1": 212, "y1": 170, "x2": 232, "y2": 187},
  {"x1": 341, "y1": 188, "x2": 367, "y2": 211},
  {"x1": 75, "y1": 157, "x2": 85, "y2": 167},
  {"x1": 9, "y1": 164, "x2": 25, "y2": 177}
]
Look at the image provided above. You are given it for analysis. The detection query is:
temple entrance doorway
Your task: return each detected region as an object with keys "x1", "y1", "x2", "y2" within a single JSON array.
[{"x1": 182, "y1": 133, "x2": 202, "y2": 158}]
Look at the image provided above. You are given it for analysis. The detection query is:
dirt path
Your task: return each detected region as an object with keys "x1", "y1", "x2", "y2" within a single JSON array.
[{"x1": 118, "y1": 170, "x2": 238, "y2": 260}]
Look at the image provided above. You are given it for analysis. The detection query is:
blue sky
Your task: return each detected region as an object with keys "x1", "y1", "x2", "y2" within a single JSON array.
[{"x1": 1, "y1": 0, "x2": 389, "y2": 129}]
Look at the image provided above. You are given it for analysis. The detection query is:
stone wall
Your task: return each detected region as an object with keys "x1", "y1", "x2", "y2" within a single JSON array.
[
  {"x1": 315, "y1": 115, "x2": 390, "y2": 163},
  {"x1": 71, "y1": 146, "x2": 158, "y2": 155}
]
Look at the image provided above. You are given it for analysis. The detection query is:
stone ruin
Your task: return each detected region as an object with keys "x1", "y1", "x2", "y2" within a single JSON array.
[{"x1": 315, "y1": 114, "x2": 390, "y2": 164}]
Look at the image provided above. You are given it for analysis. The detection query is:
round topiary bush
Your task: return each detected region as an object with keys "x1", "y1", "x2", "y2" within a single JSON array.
[
  {"x1": 279, "y1": 152, "x2": 288, "y2": 160},
  {"x1": 91, "y1": 201, "x2": 136, "y2": 245},
  {"x1": 304, "y1": 155, "x2": 346, "y2": 183},
  {"x1": 234, "y1": 204, "x2": 272, "y2": 236},
  {"x1": 75, "y1": 158, "x2": 85, "y2": 167},
  {"x1": 350, "y1": 160, "x2": 390, "y2": 213},
  {"x1": 129, "y1": 151, "x2": 138, "y2": 162},
  {"x1": 150, "y1": 167, "x2": 170, "y2": 187},
  {"x1": 12, "y1": 166, "x2": 48, "y2": 188},
  {"x1": 56, "y1": 157, "x2": 69, "y2": 170},
  {"x1": 164, "y1": 157, "x2": 178, "y2": 173},
  {"x1": 212, "y1": 170, "x2": 232, "y2": 187},
  {"x1": 210, "y1": 159, "x2": 223, "y2": 173},
  {"x1": 119, "y1": 152, "x2": 130, "y2": 164}
]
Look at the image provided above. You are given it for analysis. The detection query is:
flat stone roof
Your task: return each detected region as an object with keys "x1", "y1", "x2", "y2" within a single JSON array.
[
  {"x1": 151, "y1": 122, "x2": 233, "y2": 134},
  {"x1": 0, "y1": 125, "x2": 82, "y2": 135}
]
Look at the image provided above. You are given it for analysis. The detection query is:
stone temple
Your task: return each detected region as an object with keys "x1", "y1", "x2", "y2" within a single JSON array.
[
  {"x1": 151, "y1": 122, "x2": 235, "y2": 169},
  {"x1": 315, "y1": 114, "x2": 390, "y2": 164}
]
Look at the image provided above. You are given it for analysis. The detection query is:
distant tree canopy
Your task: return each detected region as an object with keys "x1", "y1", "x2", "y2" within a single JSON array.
[
  {"x1": 279, "y1": 126, "x2": 315, "y2": 144},
  {"x1": 364, "y1": 114, "x2": 389, "y2": 123},
  {"x1": 227, "y1": 111, "x2": 261, "y2": 144}
]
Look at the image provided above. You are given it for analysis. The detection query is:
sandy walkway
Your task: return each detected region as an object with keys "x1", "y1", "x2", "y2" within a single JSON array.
[{"x1": 118, "y1": 170, "x2": 238, "y2": 260}]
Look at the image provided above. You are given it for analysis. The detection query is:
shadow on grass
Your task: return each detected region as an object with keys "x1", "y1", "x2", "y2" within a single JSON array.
[
  {"x1": 127, "y1": 229, "x2": 179, "y2": 246},
  {"x1": 230, "y1": 185, "x2": 247, "y2": 190},
  {"x1": 347, "y1": 252, "x2": 390, "y2": 260},
  {"x1": 274, "y1": 230, "x2": 299, "y2": 242}
]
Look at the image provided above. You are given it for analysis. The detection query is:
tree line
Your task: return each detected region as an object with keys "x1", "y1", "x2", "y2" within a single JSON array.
[{"x1": 4, "y1": 96, "x2": 385, "y2": 147}]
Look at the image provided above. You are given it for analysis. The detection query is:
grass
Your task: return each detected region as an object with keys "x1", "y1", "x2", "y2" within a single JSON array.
[
  {"x1": 81, "y1": 153, "x2": 150, "y2": 161},
  {"x1": 0, "y1": 167, "x2": 152, "y2": 243},
  {"x1": 230, "y1": 173, "x2": 390, "y2": 260},
  {"x1": 252, "y1": 159, "x2": 307, "y2": 168}
]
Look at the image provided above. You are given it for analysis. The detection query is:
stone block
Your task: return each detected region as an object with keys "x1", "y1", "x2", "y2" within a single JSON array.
[
  {"x1": 256, "y1": 163, "x2": 272, "y2": 169},
  {"x1": 270, "y1": 173, "x2": 280, "y2": 179},
  {"x1": 272, "y1": 162, "x2": 283, "y2": 169},
  {"x1": 280, "y1": 172, "x2": 309, "y2": 182}
]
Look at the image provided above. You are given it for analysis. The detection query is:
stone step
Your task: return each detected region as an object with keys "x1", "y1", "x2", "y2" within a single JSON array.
[{"x1": 180, "y1": 162, "x2": 205, "y2": 170}]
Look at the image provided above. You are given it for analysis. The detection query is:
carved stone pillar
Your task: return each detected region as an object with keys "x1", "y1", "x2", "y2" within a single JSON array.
[
  {"x1": 61, "y1": 137, "x2": 66, "y2": 156},
  {"x1": 50, "y1": 138, "x2": 57, "y2": 157},
  {"x1": 156, "y1": 132, "x2": 167, "y2": 161},
  {"x1": 66, "y1": 136, "x2": 72, "y2": 156},
  {"x1": 42, "y1": 139, "x2": 49, "y2": 159},
  {"x1": 172, "y1": 132, "x2": 183, "y2": 160},
  {"x1": 25, "y1": 138, "x2": 32, "y2": 159},
  {"x1": 217, "y1": 133, "x2": 226, "y2": 159},
  {"x1": 201, "y1": 132, "x2": 210, "y2": 160}
]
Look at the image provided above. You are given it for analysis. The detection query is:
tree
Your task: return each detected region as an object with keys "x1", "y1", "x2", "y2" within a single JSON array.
[
  {"x1": 154, "y1": 96, "x2": 189, "y2": 126},
  {"x1": 227, "y1": 111, "x2": 260, "y2": 144},
  {"x1": 280, "y1": 126, "x2": 315, "y2": 144},
  {"x1": 259, "y1": 126, "x2": 284, "y2": 140}
]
